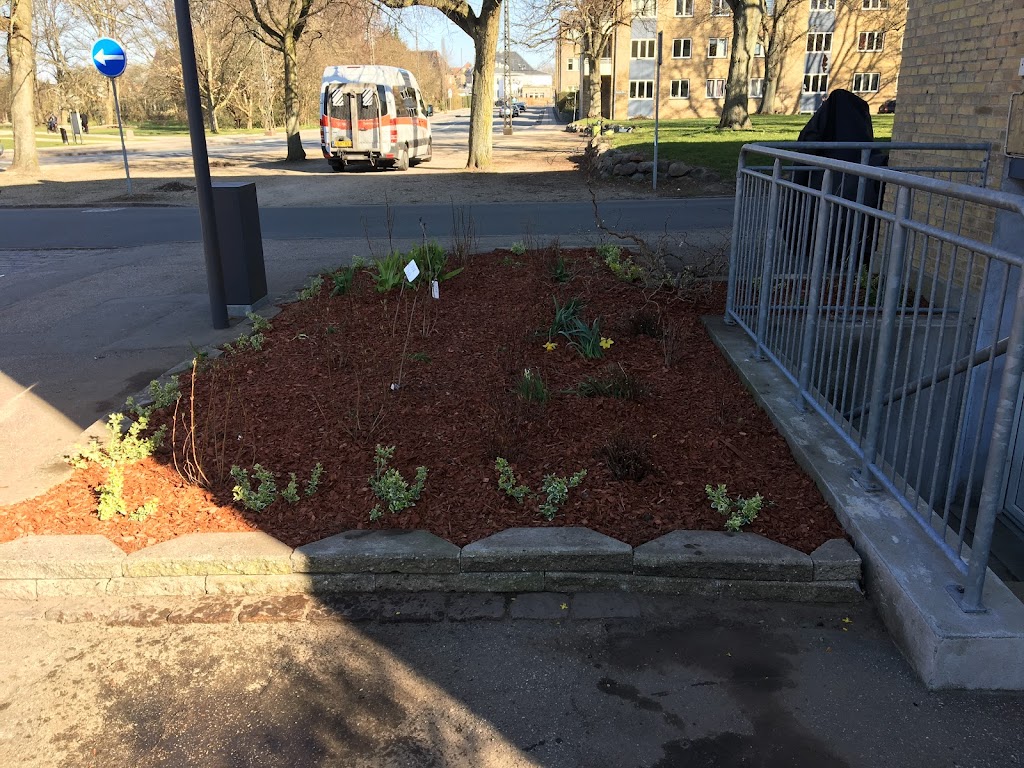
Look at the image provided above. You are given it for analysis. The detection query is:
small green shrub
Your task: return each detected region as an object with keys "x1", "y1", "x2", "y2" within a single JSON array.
[
  {"x1": 304, "y1": 462, "x2": 324, "y2": 497},
  {"x1": 96, "y1": 465, "x2": 127, "y2": 521},
  {"x1": 130, "y1": 498, "x2": 159, "y2": 522},
  {"x1": 599, "y1": 433, "x2": 653, "y2": 482},
  {"x1": 539, "y1": 470, "x2": 587, "y2": 520},
  {"x1": 331, "y1": 265, "x2": 356, "y2": 296},
  {"x1": 372, "y1": 251, "x2": 406, "y2": 293},
  {"x1": 627, "y1": 307, "x2": 663, "y2": 338},
  {"x1": 247, "y1": 311, "x2": 271, "y2": 333},
  {"x1": 231, "y1": 464, "x2": 278, "y2": 512},
  {"x1": 495, "y1": 458, "x2": 532, "y2": 503},
  {"x1": 549, "y1": 296, "x2": 585, "y2": 337},
  {"x1": 369, "y1": 445, "x2": 428, "y2": 521},
  {"x1": 515, "y1": 368, "x2": 549, "y2": 404},
  {"x1": 706, "y1": 483, "x2": 764, "y2": 532},
  {"x1": 299, "y1": 275, "x2": 325, "y2": 301},
  {"x1": 509, "y1": 241, "x2": 527, "y2": 256},
  {"x1": 600, "y1": 244, "x2": 644, "y2": 282},
  {"x1": 560, "y1": 316, "x2": 605, "y2": 360},
  {"x1": 550, "y1": 254, "x2": 571, "y2": 283},
  {"x1": 576, "y1": 364, "x2": 647, "y2": 400},
  {"x1": 281, "y1": 473, "x2": 301, "y2": 503}
]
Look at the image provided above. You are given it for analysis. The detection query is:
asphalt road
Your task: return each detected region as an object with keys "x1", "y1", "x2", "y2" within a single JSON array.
[{"x1": 0, "y1": 198, "x2": 734, "y2": 250}]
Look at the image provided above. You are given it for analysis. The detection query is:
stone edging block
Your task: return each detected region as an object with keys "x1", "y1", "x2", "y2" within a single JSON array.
[
  {"x1": 292, "y1": 530, "x2": 460, "y2": 574},
  {"x1": 0, "y1": 535, "x2": 125, "y2": 579},
  {"x1": 811, "y1": 539, "x2": 862, "y2": 581},
  {"x1": 461, "y1": 527, "x2": 632, "y2": 572},
  {"x1": 634, "y1": 531, "x2": 813, "y2": 581},
  {"x1": 123, "y1": 533, "x2": 294, "y2": 577}
]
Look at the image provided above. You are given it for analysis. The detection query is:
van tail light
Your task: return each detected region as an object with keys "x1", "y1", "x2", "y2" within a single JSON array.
[{"x1": 390, "y1": 128, "x2": 398, "y2": 145}]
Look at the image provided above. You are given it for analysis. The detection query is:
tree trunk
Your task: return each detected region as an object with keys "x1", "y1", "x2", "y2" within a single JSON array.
[
  {"x1": 758, "y1": 39, "x2": 780, "y2": 114},
  {"x1": 583, "y1": 57, "x2": 601, "y2": 119},
  {"x1": 9, "y1": 0, "x2": 40, "y2": 173},
  {"x1": 282, "y1": 34, "x2": 305, "y2": 161},
  {"x1": 466, "y1": 6, "x2": 501, "y2": 170},
  {"x1": 719, "y1": 0, "x2": 762, "y2": 129},
  {"x1": 104, "y1": 79, "x2": 116, "y2": 126}
]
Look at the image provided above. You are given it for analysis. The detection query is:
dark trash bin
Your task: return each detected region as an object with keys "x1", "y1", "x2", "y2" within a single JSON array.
[
  {"x1": 211, "y1": 182, "x2": 268, "y2": 316},
  {"x1": 60, "y1": 128, "x2": 69, "y2": 145}
]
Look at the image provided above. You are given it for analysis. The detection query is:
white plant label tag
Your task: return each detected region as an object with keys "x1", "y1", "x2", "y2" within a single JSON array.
[
  {"x1": 404, "y1": 259, "x2": 420, "y2": 283},
  {"x1": 430, "y1": 280, "x2": 440, "y2": 299}
]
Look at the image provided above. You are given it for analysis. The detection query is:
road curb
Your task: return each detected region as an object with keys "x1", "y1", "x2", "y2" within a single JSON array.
[{"x1": 0, "y1": 529, "x2": 862, "y2": 604}]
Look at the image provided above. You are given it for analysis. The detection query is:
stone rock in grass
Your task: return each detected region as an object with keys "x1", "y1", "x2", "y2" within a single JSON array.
[
  {"x1": 668, "y1": 162, "x2": 693, "y2": 178},
  {"x1": 628, "y1": 153, "x2": 645, "y2": 163},
  {"x1": 630, "y1": 173, "x2": 647, "y2": 182},
  {"x1": 614, "y1": 162, "x2": 638, "y2": 176},
  {"x1": 637, "y1": 161, "x2": 654, "y2": 173}
]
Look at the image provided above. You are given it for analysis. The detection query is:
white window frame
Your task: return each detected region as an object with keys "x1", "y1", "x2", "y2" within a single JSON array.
[
  {"x1": 754, "y1": 41, "x2": 765, "y2": 57},
  {"x1": 672, "y1": 38, "x2": 692, "y2": 59},
  {"x1": 858, "y1": 31, "x2": 885, "y2": 52},
  {"x1": 710, "y1": 0, "x2": 730, "y2": 16},
  {"x1": 803, "y1": 73, "x2": 828, "y2": 93},
  {"x1": 675, "y1": 0, "x2": 694, "y2": 16},
  {"x1": 749, "y1": 78, "x2": 765, "y2": 98},
  {"x1": 631, "y1": 39, "x2": 657, "y2": 59},
  {"x1": 632, "y1": 0, "x2": 656, "y2": 17},
  {"x1": 806, "y1": 32, "x2": 832, "y2": 52},
  {"x1": 852, "y1": 72, "x2": 880, "y2": 92},
  {"x1": 629, "y1": 80, "x2": 655, "y2": 99},
  {"x1": 810, "y1": 0, "x2": 835, "y2": 10},
  {"x1": 567, "y1": 58, "x2": 576, "y2": 71},
  {"x1": 706, "y1": 78, "x2": 726, "y2": 98},
  {"x1": 862, "y1": 0, "x2": 888, "y2": 9},
  {"x1": 670, "y1": 79, "x2": 690, "y2": 99},
  {"x1": 707, "y1": 38, "x2": 729, "y2": 58}
]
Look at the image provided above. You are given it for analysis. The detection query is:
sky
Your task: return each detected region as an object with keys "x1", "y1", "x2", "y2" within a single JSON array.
[{"x1": 392, "y1": 5, "x2": 555, "y2": 71}]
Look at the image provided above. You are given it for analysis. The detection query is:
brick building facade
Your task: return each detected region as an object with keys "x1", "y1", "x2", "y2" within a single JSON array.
[{"x1": 554, "y1": 0, "x2": 906, "y2": 120}]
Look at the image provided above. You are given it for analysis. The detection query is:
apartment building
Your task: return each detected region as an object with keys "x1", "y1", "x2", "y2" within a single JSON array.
[{"x1": 554, "y1": 0, "x2": 905, "y2": 120}]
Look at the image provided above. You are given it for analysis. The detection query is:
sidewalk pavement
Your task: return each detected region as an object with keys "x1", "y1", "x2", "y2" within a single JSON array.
[{"x1": 0, "y1": 593, "x2": 1020, "y2": 767}]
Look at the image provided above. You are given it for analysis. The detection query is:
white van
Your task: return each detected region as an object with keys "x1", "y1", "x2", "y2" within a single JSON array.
[{"x1": 320, "y1": 65, "x2": 433, "y2": 172}]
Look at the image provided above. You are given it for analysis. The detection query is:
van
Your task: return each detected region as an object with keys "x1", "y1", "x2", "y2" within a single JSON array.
[{"x1": 320, "y1": 65, "x2": 433, "y2": 172}]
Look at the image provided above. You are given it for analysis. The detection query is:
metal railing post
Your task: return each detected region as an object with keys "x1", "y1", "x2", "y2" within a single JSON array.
[
  {"x1": 754, "y1": 160, "x2": 784, "y2": 359},
  {"x1": 725, "y1": 149, "x2": 747, "y2": 325},
  {"x1": 859, "y1": 185, "x2": 912, "y2": 487},
  {"x1": 959, "y1": 283, "x2": 1024, "y2": 612},
  {"x1": 795, "y1": 170, "x2": 834, "y2": 409}
]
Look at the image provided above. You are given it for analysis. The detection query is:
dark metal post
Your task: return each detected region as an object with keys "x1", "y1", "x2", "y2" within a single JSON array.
[
  {"x1": 110, "y1": 79, "x2": 132, "y2": 196},
  {"x1": 653, "y1": 32, "x2": 662, "y2": 192},
  {"x1": 173, "y1": 0, "x2": 229, "y2": 329}
]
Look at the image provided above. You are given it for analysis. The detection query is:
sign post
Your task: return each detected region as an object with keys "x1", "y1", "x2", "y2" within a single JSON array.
[
  {"x1": 91, "y1": 38, "x2": 131, "y2": 196},
  {"x1": 653, "y1": 32, "x2": 662, "y2": 192}
]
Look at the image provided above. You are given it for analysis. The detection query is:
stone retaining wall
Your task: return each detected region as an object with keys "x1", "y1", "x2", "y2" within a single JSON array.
[
  {"x1": 0, "y1": 528, "x2": 861, "y2": 603},
  {"x1": 586, "y1": 137, "x2": 722, "y2": 186}
]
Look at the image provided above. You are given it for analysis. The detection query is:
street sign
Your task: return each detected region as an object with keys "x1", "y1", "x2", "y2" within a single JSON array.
[{"x1": 91, "y1": 38, "x2": 128, "y2": 79}]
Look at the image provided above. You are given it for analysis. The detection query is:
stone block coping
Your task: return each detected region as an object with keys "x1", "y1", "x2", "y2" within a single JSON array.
[{"x1": 0, "y1": 528, "x2": 861, "y2": 608}]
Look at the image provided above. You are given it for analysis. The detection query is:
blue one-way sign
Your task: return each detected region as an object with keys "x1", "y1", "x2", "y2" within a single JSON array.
[{"x1": 91, "y1": 38, "x2": 128, "y2": 79}]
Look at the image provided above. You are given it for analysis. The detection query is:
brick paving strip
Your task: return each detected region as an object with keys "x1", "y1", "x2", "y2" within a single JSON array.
[{"x1": 0, "y1": 528, "x2": 862, "y2": 624}]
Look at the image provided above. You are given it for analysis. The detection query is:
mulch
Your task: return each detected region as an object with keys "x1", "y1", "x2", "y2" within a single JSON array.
[{"x1": 0, "y1": 249, "x2": 845, "y2": 554}]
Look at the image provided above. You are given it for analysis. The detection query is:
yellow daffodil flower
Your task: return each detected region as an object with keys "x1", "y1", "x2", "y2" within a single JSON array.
[
  {"x1": 600, "y1": 337, "x2": 614, "y2": 350},
  {"x1": 544, "y1": 341, "x2": 557, "y2": 352}
]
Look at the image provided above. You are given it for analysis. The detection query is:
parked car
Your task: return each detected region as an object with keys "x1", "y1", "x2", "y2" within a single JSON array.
[
  {"x1": 878, "y1": 99, "x2": 897, "y2": 114},
  {"x1": 497, "y1": 103, "x2": 520, "y2": 118},
  {"x1": 514, "y1": 100, "x2": 527, "y2": 112}
]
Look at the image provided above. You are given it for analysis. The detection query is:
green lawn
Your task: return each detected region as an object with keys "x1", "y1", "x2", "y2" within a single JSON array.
[{"x1": 596, "y1": 115, "x2": 895, "y2": 178}]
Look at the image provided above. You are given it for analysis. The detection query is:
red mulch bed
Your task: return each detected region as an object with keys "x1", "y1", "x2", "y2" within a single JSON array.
[{"x1": 0, "y1": 249, "x2": 845, "y2": 554}]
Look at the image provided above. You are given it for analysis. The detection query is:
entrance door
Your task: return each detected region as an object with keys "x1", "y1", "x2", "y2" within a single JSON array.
[{"x1": 601, "y1": 76, "x2": 612, "y2": 119}]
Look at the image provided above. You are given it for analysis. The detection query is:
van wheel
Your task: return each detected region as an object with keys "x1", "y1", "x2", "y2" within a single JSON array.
[
  {"x1": 422, "y1": 139, "x2": 433, "y2": 163},
  {"x1": 395, "y1": 147, "x2": 410, "y2": 171},
  {"x1": 329, "y1": 160, "x2": 345, "y2": 173}
]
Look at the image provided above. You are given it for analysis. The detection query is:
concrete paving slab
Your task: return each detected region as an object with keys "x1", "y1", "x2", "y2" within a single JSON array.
[
  {"x1": 461, "y1": 527, "x2": 632, "y2": 572},
  {"x1": 811, "y1": 539, "x2": 863, "y2": 581},
  {"x1": 292, "y1": 530, "x2": 461, "y2": 574},
  {"x1": 508, "y1": 592, "x2": 572, "y2": 620},
  {"x1": 634, "y1": 530, "x2": 813, "y2": 581}
]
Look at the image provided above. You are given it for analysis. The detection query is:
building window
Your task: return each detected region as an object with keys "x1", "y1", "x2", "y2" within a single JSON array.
[
  {"x1": 852, "y1": 72, "x2": 880, "y2": 92},
  {"x1": 675, "y1": 0, "x2": 694, "y2": 16},
  {"x1": 862, "y1": 0, "x2": 888, "y2": 8},
  {"x1": 710, "y1": 0, "x2": 730, "y2": 16},
  {"x1": 810, "y1": 0, "x2": 835, "y2": 9},
  {"x1": 707, "y1": 38, "x2": 729, "y2": 58},
  {"x1": 806, "y1": 32, "x2": 832, "y2": 52},
  {"x1": 629, "y1": 80, "x2": 655, "y2": 99},
  {"x1": 670, "y1": 79, "x2": 690, "y2": 99},
  {"x1": 706, "y1": 78, "x2": 726, "y2": 98},
  {"x1": 754, "y1": 41, "x2": 765, "y2": 57},
  {"x1": 567, "y1": 58, "x2": 575, "y2": 71},
  {"x1": 803, "y1": 73, "x2": 828, "y2": 93},
  {"x1": 631, "y1": 39, "x2": 657, "y2": 59},
  {"x1": 631, "y1": 0, "x2": 656, "y2": 17},
  {"x1": 749, "y1": 78, "x2": 765, "y2": 98},
  {"x1": 672, "y1": 38, "x2": 692, "y2": 58},
  {"x1": 858, "y1": 31, "x2": 885, "y2": 52}
]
